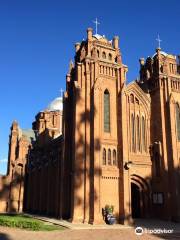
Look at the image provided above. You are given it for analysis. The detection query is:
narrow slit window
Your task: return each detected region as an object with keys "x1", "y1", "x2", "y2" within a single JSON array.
[
  {"x1": 113, "y1": 150, "x2": 117, "y2": 165},
  {"x1": 103, "y1": 148, "x2": 106, "y2": 165},
  {"x1": 137, "y1": 116, "x2": 140, "y2": 152},
  {"x1": 104, "y1": 90, "x2": 110, "y2": 132},
  {"x1": 108, "y1": 149, "x2": 111, "y2": 165},
  {"x1": 131, "y1": 114, "x2": 135, "y2": 152}
]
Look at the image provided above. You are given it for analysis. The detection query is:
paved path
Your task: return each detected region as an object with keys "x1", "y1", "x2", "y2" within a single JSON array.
[
  {"x1": 28, "y1": 214, "x2": 132, "y2": 229},
  {"x1": 1, "y1": 218, "x2": 180, "y2": 240},
  {"x1": 0, "y1": 226, "x2": 166, "y2": 240}
]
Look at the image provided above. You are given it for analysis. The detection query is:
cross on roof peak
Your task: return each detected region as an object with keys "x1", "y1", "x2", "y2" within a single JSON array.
[
  {"x1": 156, "y1": 34, "x2": 162, "y2": 49},
  {"x1": 93, "y1": 18, "x2": 100, "y2": 35}
]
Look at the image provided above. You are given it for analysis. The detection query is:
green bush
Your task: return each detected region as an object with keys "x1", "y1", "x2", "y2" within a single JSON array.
[
  {"x1": 0, "y1": 217, "x2": 41, "y2": 230},
  {"x1": 0, "y1": 214, "x2": 63, "y2": 231}
]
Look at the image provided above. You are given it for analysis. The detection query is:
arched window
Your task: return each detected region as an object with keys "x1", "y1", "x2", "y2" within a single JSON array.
[
  {"x1": 102, "y1": 51, "x2": 106, "y2": 59},
  {"x1": 131, "y1": 114, "x2": 135, "y2": 152},
  {"x1": 135, "y1": 97, "x2": 139, "y2": 104},
  {"x1": 108, "y1": 149, "x2": 111, "y2": 165},
  {"x1": 137, "y1": 115, "x2": 140, "y2": 152},
  {"x1": 97, "y1": 50, "x2": 100, "y2": 58},
  {"x1": 113, "y1": 150, "x2": 117, "y2": 165},
  {"x1": 103, "y1": 148, "x2": 106, "y2": 165},
  {"x1": 130, "y1": 94, "x2": 134, "y2": 103},
  {"x1": 176, "y1": 103, "x2": 180, "y2": 141},
  {"x1": 108, "y1": 53, "x2": 112, "y2": 61},
  {"x1": 142, "y1": 116, "x2": 146, "y2": 151},
  {"x1": 104, "y1": 90, "x2": 110, "y2": 132}
]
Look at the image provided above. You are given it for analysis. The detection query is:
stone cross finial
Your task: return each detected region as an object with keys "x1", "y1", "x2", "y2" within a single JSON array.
[
  {"x1": 93, "y1": 18, "x2": 100, "y2": 35},
  {"x1": 156, "y1": 34, "x2": 162, "y2": 49}
]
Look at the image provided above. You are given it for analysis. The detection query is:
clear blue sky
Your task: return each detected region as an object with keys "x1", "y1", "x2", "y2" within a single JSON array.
[{"x1": 0, "y1": 0, "x2": 180, "y2": 174}]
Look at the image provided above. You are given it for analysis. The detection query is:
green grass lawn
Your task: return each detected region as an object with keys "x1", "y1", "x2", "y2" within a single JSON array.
[{"x1": 0, "y1": 213, "x2": 65, "y2": 231}]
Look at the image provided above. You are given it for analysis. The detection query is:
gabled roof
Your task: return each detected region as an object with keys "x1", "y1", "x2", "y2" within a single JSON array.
[{"x1": 124, "y1": 81, "x2": 151, "y2": 116}]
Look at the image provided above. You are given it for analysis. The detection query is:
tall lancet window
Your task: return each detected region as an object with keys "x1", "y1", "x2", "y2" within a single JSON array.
[
  {"x1": 104, "y1": 90, "x2": 110, "y2": 132},
  {"x1": 176, "y1": 103, "x2": 180, "y2": 141},
  {"x1": 103, "y1": 148, "x2": 106, "y2": 165},
  {"x1": 131, "y1": 114, "x2": 135, "y2": 152},
  {"x1": 137, "y1": 115, "x2": 141, "y2": 152},
  {"x1": 113, "y1": 150, "x2": 117, "y2": 165},
  {"x1": 108, "y1": 149, "x2": 111, "y2": 165},
  {"x1": 142, "y1": 116, "x2": 146, "y2": 151}
]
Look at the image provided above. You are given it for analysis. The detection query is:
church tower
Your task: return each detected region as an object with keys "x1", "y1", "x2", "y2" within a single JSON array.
[
  {"x1": 64, "y1": 27, "x2": 127, "y2": 223},
  {"x1": 139, "y1": 46, "x2": 180, "y2": 221}
]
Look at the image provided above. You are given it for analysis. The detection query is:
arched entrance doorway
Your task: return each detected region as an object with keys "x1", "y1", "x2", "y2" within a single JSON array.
[
  {"x1": 130, "y1": 174, "x2": 150, "y2": 219},
  {"x1": 131, "y1": 183, "x2": 141, "y2": 218}
]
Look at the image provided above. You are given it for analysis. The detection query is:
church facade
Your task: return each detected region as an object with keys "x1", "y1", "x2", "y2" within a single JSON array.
[{"x1": 0, "y1": 27, "x2": 180, "y2": 224}]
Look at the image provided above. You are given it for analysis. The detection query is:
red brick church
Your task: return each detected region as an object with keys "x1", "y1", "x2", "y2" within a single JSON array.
[{"x1": 0, "y1": 27, "x2": 180, "y2": 224}]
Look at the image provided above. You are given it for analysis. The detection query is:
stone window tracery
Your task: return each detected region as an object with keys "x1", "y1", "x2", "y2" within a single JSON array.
[{"x1": 129, "y1": 92, "x2": 149, "y2": 155}]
